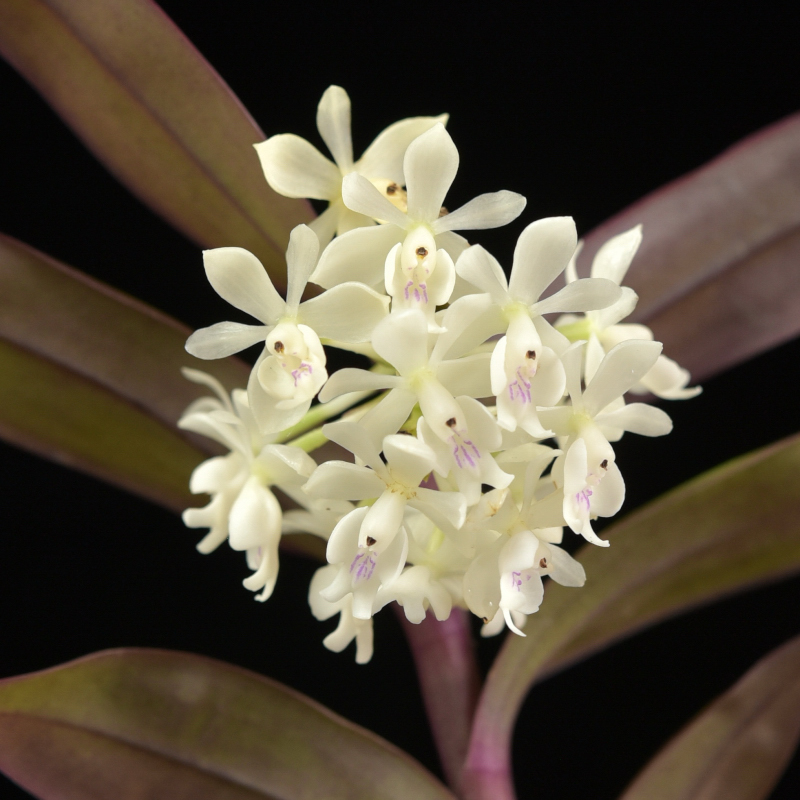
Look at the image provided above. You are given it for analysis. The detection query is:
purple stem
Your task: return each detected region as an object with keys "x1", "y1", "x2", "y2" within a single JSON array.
[
  {"x1": 396, "y1": 607, "x2": 482, "y2": 793},
  {"x1": 459, "y1": 713, "x2": 517, "y2": 800}
]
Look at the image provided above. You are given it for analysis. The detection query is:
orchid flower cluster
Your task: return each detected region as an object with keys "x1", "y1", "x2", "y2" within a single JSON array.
[{"x1": 179, "y1": 86, "x2": 699, "y2": 664}]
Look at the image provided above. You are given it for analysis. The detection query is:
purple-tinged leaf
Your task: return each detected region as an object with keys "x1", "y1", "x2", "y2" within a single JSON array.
[
  {"x1": 463, "y1": 433, "x2": 800, "y2": 800},
  {"x1": 0, "y1": 0, "x2": 313, "y2": 282},
  {"x1": 0, "y1": 233, "x2": 326, "y2": 558},
  {"x1": 620, "y1": 634, "x2": 800, "y2": 800},
  {"x1": 0, "y1": 649, "x2": 456, "y2": 800},
  {"x1": 577, "y1": 113, "x2": 800, "y2": 382},
  {"x1": 0, "y1": 336, "x2": 200, "y2": 514},
  {"x1": 0, "y1": 233, "x2": 249, "y2": 442}
]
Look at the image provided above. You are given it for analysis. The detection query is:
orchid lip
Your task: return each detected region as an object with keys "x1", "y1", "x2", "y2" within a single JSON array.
[{"x1": 350, "y1": 550, "x2": 377, "y2": 584}]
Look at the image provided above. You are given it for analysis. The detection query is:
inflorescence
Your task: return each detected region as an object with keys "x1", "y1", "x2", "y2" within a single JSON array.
[{"x1": 180, "y1": 86, "x2": 699, "y2": 663}]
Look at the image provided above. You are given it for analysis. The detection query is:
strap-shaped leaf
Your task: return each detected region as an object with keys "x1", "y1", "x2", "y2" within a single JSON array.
[
  {"x1": 0, "y1": 0, "x2": 312, "y2": 280},
  {"x1": 0, "y1": 337, "x2": 200, "y2": 513},
  {"x1": 0, "y1": 233, "x2": 249, "y2": 440},
  {"x1": 0, "y1": 234, "x2": 327, "y2": 559},
  {"x1": 578, "y1": 113, "x2": 800, "y2": 382},
  {"x1": 620, "y1": 634, "x2": 800, "y2": 800},
  {"x1": 0, "y1": 232, "x2": 230, "y2": 511},
  {"x1": 0, "y1": 649, "x2": 456, "y2": 800},
  {"x1": 464, "y1": 433, "x2": 800, "y2": 794}
]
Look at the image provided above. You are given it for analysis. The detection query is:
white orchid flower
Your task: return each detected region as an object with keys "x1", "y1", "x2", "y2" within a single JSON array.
[
  {"x1": 186, "y1": 224, "x2": 388, "y2": 431},
  {"x1": 309, "y1": 565, "x2": 374, "y2": 664},
  {"x1": 540, "y1": 340, "x2": 673, "y2": 546},
  {"x1": 304, "y1": 421, "x2": 467, "y2": 552},
  {"x1": 560, "y1": 226, "x2": 701, "y2": 399},
  {"x1": 376, "y1": 565, "x2": 453, "y2": 625},
  {"x1": 321, "y1": 506, "x2": 409, "y2": 620},
  {"x1": 459, "y1": 446, "x2": 582, "y2": 635},
  {"x1": 255, "y1": 85, "x2": 447, "y2": 247},
  {"x1": 402, "y1": 510, "x2": 472, "y2": 604},
  {"x1": 311, "y1": 123, "x2": 526, "y2": 301},
  {"x1": 320, "y1": 308, "x2": 511, "y2": 503},
  {"x1": 455, "y1": 217, "x2": 624, "y2": 437},
  {"x1": 178, "y1": 369, "x2": 316, "y2": 601}
]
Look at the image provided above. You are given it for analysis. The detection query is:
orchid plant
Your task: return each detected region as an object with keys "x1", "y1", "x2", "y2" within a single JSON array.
[{"x1": 1, "y1": 4, "x2": 800, "y2": 800}]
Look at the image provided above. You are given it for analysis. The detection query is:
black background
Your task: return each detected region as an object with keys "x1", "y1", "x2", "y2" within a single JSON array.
[{"x1": 2, "y1": 2, "x2": 800, "y2": 798}]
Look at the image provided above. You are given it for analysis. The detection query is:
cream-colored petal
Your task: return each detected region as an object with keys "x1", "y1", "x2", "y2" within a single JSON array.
[
  {"x1": 186, "y1": 322, "x2": 270, "y2": 359},
  {"x1": 595, "y1": 403, "x2": 673, "y2": 437},
  {"x1": 455, "y1": 244, "x2": 510, "y2": 304},
  {"x1": 299, "y1": 282, "x2": 389, "y2": 343},
  {"x1": 254, "y1": 134, "x2": 341, "y2": 199},
  {"x1": 371, "y1": 309, "x2": 430, "y2": 376},
  {"x1": 285, "y1": 224, "x2": 320, "y2": 312},
  {"x1": 305, "y1": 461, "x2": 385, "y2": 500},
  {"x1": 433, "y1": 191, "x2": 526, "y2": 233},
  {"x1": 357, "y1": 114, "x2": 449, "y2": 183},
  {"x1": 582, "y1": 340, "x2": 663, "y2": 418},
  {"x1": 312, "y1": 224, "x2": 404, "y2": 289},
  {"x1": 316, "y1": 85, "x2": 353, "y2": 170},
  {"x1": 530, "y1": 278, "x2": 622, "y2": 316},
  {"x1": 508, "y1": 217, "x2": 578, "y2": 305},
  {"x1": 342, "y1": 173, "x2": 409, "y2": 227},
  {"x1": 591, "y1": 225, "x2": 642, "y2": 284},
  {"x1": 405, "y1": 123, "x2": 458, "y2": 222},
  {"x1": 203, "y1": 247, "x2": 286, "y2": 324}
]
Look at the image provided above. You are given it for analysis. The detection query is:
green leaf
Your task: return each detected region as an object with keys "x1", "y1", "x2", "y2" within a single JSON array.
[
  {"x1": 464, "y1": 433, "x2": 800, "y2": 789},
  {"x1": 0, "y1": 0, "x2": 313, "y2": 281},
  {"x1": 0, "y1": 649, "x2": 456, "y2": 800},
  {"x1": 579, "y1": 113, "x2": 800, "y2": 382},
  {"x1": 620, "y1": 634, "x2": 800, "y2": 800}
]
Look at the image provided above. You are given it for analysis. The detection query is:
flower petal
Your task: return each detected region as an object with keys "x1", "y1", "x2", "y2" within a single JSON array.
[
  {"x1": 308, "y1": 203, "x2": 341, "y2": 249},
  {"x1": 383, "y1": 433, "x2": 437, "y2": 487},
  {"x1": 595, "y1": 403, "x2": 674, "y2": 437},
  {"x1": 454, "y1": 244, "x2": 510, "y2": 304},
  {"x1": 591, "y1": 224, "x2": 642, "y2": 284},
  {"x1": 285, "y1": 224, "x2": 320, "y2": 311},
  {"x1": 547, "y1": 544, "x2": 586, "y2": 587},
  {"x1": 304, "y1": 461, "x2": 385, "y2": 500},
  {"x1": 531, "y1": 277, "x2": 622, "y2": 316},
  {"x1": 203, "y1": 247, "x2": 286, "y2": 324},
  {"x1": 583, "y1": 340, "x2": 663, "y2": 417},
  {"x1": 312, "y1": 224, "x2": 404, "y2": 289},
  {"x1": 185, "y1": 322, "x2": 270, "y2": 359},
  {"x1": 357, "y1": 114, "x2": 449, "y2": 183},
  {"x1": 254, "y1": 134, "x2": 341, "y2": 199},
  {"x1": 436, "y1": 230, "x2": 471, "y2": 265},
  {"x1": 372, "y1": 310, "x2": 430, "y2": 376},
  {"x1": 405, "y1": 123, "x2": 459, "y2": 221},
  {"x1": 360, "y1": 389, "x2": 418, "y2": 445},
  {"x1": 593, "y1": 286, "x2": 640, "y2": 328},
  {"x1": 322, "y1": 419, "x2": 386, "y2": 474},
  {"x1": 411, "y1": 487, "x2": 467, "y2": 532},
  {"x1": 342, "y1": 173, "x2": 409, "y2": 227},
  {"x1": 508, "y1": 217, "x2": 578, "y2": 305},
  {"x1": 590, "y1": 460, "x2": 625, "y2": 517},
  {"x1": 316, "y1": 85, "x2": 353, "y2": 170},
  {"x1": 318, "y1": 368, "x2": 400, "y2": 403},
  {"x1": 433, "y1": 191, "x2": 526, "y2": 233},
  {"x1": 300, "y1": 283, "x2": 389, "y2": 343},
  {"x1": 437, "y1": 353, "x2": 493, "y2": 398},
  {"x1": 637, "y1": 354, "x2": 702, "y2": 400},
  {"x1": 228, "y1": 477, "x2": 281, "y2": 552}
]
